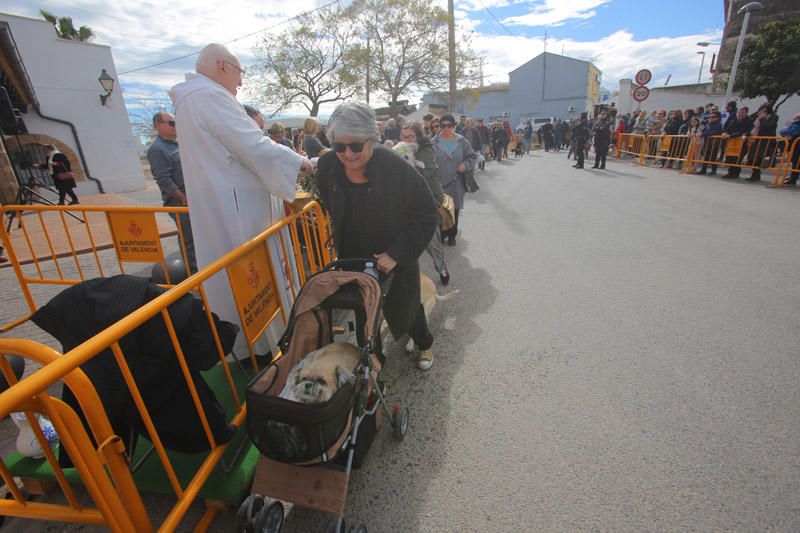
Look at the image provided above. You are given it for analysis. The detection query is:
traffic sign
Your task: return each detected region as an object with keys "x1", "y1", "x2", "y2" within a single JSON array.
[
  {"x1": 634, "y1": 69, "x2": 652, "y2": 86},
  {"x1": 632, "y1": 85, "x2": 650, "y2": 103}
]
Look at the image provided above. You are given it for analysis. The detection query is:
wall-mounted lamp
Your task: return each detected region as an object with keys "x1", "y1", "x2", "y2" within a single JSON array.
[{"x1": 98, "y1": 69, "x2": 115, "y2": 106}]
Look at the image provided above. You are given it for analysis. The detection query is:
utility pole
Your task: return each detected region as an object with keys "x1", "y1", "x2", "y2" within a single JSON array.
[
  {"x1": 479, "y1": 57, "x2": 484, "y2": 87},
  {"x1": 447, "y1": 0, "x2": 457, "y2": 112},
  {"x1": 366, "y1": 37, "x2": 370, "y2": 104}
]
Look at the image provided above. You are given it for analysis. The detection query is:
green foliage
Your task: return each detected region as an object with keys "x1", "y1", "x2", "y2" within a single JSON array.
[
  {"x1": 734, "y1": 19, "x2": 800, "y2": 112},
  {"x1": 40, "y1": 9, "x2": 94, "y2": 42}
]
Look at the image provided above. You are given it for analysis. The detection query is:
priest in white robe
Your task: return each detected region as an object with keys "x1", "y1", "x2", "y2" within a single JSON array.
[{"x1": 170, "y1": 43, "x2": 313, "y2": 358}]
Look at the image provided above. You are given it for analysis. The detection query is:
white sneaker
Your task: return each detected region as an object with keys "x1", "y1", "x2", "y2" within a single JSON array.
[{"x1": 417, "y1": 348, "x2": 433, "y2": 370}]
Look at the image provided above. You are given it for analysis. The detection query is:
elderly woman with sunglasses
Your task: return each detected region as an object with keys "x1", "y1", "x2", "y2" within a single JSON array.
[
  {"x1": 316, "y1": 102, "x2": 439, "y2": 370},
  {"x1": 432, "y1": 113, "x2": 477, "y2": 246}
]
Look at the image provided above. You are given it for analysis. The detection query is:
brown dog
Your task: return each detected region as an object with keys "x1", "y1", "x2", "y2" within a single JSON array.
[{"x1": 380, "y1": 274, "x2": 460, "y2": 351}]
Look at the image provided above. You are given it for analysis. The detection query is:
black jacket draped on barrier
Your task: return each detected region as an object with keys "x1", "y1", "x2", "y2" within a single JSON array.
[{"x1": 31, "y1": 275, "x2": 239, "y2": 465}]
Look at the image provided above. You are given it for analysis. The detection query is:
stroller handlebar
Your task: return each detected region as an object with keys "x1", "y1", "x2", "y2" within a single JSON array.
[{"x1": 322, "y1": 258, "x2": 395, "y2": 295}]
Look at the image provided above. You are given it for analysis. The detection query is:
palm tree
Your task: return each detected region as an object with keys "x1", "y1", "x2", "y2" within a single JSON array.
[{"x1": 40, "y1": 10, "x2": 94, "y2": 42}]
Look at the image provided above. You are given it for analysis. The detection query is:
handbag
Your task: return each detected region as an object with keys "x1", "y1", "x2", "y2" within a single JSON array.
[
  {"x1": 55, "y1": 171, "x2": 75, "y2": 181},
  {"x1": 459, "y1": 171, "x2": 479, "y2": 194},
  {"x1": 438, "y1": 194, "x2": 455, "y2": 231}
]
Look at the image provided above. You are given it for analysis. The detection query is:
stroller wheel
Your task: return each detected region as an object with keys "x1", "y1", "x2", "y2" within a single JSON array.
[
  {"x1": 236, "y1": 494, "x2": 265, "y2": 532},
  {"x1": 392, "y1": 406, "x2": 410, "y2": 441},
  {"x1": 326, "y1": 517, "x2": 346, "y2": 533},
  {"x1": 255, "y1": 500, "x2": 284, "y2": 533}
]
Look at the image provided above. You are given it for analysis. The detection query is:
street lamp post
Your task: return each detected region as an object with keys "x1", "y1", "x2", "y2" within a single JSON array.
[
  {"x1": 724, "y1": 1, "x2": 764, "y2": 104},
  {"x1": 696, "y1": 51, "x2": 706, "y2": 84}
]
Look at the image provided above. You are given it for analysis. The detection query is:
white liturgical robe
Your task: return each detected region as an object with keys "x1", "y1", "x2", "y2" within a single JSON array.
[{"x1": 170, "y1": 73, "x2": 304, "y2": 356}]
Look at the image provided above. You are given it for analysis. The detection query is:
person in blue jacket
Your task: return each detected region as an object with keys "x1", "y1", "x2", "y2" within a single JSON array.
[{"x1": 780, "y1": 113, "x2": 800, "y2": 185}]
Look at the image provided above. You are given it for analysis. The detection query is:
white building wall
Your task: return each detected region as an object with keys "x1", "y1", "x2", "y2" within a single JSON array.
[{"x1": 2, "y1": 13, "x2": 144, "y2": 193}]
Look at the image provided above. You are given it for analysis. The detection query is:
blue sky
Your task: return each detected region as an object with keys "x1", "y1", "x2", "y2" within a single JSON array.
[
  {"x1": 469, "y1": 0, "x2": 722, "y2": 41},
  {"x1": 4, "y1": 0, "x2": 726, "y2": 117}
]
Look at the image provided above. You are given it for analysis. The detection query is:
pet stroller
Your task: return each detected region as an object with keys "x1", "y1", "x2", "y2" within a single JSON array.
[{"x1": 237, "y1": 259, "x2": 409, "y2": 533}]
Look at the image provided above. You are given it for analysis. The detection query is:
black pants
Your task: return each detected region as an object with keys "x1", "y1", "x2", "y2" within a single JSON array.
[
  {"x1": 408, "y1": 303, "x2": 434, "y2": 351},
  {"x1": 701, "y1": 139, "x2": 718, "y2": 173},
  {"x1": 443, "y1": 208, "x2": 460, "y2": 240},
  {"x1": 594, "y1": 145, "x2": 608, "y2": 168},
  {"x1": 576, "y1": 146, "x2": 585, "y2": 167},
  {"x1": 56, "y1": 185, "x2": 78, "y2": 205},
  {"x1": 164, "y1": 197, "x2": 197, "y2": 272},
  {"x1": 493, "y1": 142, "x2": 503, "y2": 161}
]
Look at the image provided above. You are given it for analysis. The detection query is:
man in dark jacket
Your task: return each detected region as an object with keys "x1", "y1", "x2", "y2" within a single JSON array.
[
  {"x1": 571, "y1": 114, "x2": 590, "y2": 169},
  {"x1": 698, "y1": 110, "x2": 723, "y2": 175},
  {"x1": 316, "y1": 101, "x2": 438, "y2": 369},
  {"x1": 591, "y1": 112, "x2": 612, "y2": 169},
  {"x1": 745, "y1": 103, "x2": 779, "y2": 182},
  {"x1": 721, "y1": 106, "x2": 753, "y2": 179}
]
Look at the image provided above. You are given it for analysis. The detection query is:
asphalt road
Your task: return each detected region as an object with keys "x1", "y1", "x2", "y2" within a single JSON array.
[
  {"x1": 5, "y1": 152, "x2": 799, "y2": 532},
  {"x1": 273, "y1": 150, "x2": 800, "y2": 532}
]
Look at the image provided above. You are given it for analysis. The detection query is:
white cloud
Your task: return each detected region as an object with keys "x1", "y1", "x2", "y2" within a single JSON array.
[
  {"x1": 3, "y1": 1, "x2": 723, "y2": 115},
  {"x1": 470, "y1": 28, "x2": 724, "y2": 90},
  {"x1": 502, "y1": 0, "x2": 610, "y2": 27}
]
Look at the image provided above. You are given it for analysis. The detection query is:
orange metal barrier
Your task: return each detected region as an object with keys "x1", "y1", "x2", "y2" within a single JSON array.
[
  {"x1": 615, "y1": 134, "x2": 791, "y2": 182},
  {"x1": 0, "y1": 201, "x2": 333, "y2": 531},
  {"x1": 684, "y1": 135, "x2": 788, "y2": 176},
  {"x1": 615, "y1": 133, "x2": 646, "y2": 160},
  {"x1": 773, "y1": 136, "x2": 800, "y2": 187},
  {"x1": 0, "y1": 204, "x2": 193, "y2": 332}
]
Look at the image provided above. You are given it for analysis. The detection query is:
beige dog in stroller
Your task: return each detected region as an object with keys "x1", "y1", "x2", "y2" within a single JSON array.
[{"x1": 280, "y1": 342, "x2": 361, "y2": 404}]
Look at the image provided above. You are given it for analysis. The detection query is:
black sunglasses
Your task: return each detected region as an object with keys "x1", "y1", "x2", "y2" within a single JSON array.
[
  {"x1": 440, "y1": 123, "x2": 454, "y2": 128},
  {"x1": 160, "y1": 120, "x2": 176, "y2": 127},
  {"x1": 332, "y1": 141, "x2": 366, "y2": 153}
]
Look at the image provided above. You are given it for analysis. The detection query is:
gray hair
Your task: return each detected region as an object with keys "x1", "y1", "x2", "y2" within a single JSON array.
[
  {"x1": 327, "y1": 102, "x2": 379, "y2": 143},
  {"x1": 196, "y1": 43, "x2": 235, "y2": 76}
]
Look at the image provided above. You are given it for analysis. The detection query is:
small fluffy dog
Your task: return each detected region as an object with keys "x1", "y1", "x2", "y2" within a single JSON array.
[
  {"x1": 393, "y1": 142, "x2": 426, "y2": 171},
  {"x1": 380, "y1": 274, "x2": 460, "y2": 351},
  {"x1": 280, "y1": 342, "x2": 362, "y2": 404}
]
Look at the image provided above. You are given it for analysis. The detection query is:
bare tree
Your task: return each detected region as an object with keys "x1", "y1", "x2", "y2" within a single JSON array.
[
  {"x1": 249, "y1": 7, "x2": 364, "y2": 117},
  {"x1": 128, "y1": 97, "x2": 173, "y2": 143},
  {"x1": 352, "y1": 0, "x2": 480, "y2": 108}
]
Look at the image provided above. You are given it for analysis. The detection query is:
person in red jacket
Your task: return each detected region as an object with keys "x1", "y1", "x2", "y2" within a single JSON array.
[{"x1": 614, "y1": 117, "x2": 626, "y2": 145}]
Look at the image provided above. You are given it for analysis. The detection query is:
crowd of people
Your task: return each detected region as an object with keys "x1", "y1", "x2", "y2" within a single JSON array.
[
  {"x1": 609, "y1": 102, "x2": 800, "y2": 183},
  {"x1": 147, "y1": 42, "x2": 800, "y2": 377}
]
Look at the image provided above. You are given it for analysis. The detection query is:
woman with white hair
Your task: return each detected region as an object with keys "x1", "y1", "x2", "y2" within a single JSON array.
[{"x1": 315, "y1": 101, "x2": 439, "y2": 370}]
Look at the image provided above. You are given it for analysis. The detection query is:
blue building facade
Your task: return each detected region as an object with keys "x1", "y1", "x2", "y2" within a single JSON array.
[{"x1": 422, "y1": 52, "x2": 602, "y2": 127}]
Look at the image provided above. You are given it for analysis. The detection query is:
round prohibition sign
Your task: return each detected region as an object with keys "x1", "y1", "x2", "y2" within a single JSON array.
[
  {"x1": 634, "y1": 69, "x2": 652, "y2": 86},
  {"x1": 632, "y1": 85, "x2": 650, "y2": 103}
]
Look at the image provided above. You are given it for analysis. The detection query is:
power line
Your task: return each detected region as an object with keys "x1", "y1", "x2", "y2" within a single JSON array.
[
  {"x1": 474, "y1": 0, "x2": 517, "y2": 37},
  {"x1": 118, "y1": 0, "x2": 341, "y2": 76}
]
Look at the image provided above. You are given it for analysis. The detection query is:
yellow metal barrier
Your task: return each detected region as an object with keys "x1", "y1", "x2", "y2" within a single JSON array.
[
  {"x1": 0, "y1": 201, "x2": 332, "y2": 531},
  {"x1": 0, "y1": 204, "x2": 193, "y2": 332}
]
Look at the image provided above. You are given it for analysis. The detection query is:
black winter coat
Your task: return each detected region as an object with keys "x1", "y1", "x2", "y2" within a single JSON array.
[
  {"x1": 31, "y1": 275, "x2": 238, "y2": 465},
  {"x1": 725, "y1": 116, "x2": 754, "y2": 138},
  {"x1": 316, "y1": 146, "x2": 437, "y2": 338}
]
